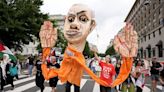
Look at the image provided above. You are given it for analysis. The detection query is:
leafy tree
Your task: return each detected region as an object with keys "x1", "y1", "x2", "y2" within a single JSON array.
[
  {"x1": 51, "y1": 20, "x2": 67, "y2": 53},
  {"x1": 55, "y1": 28, "x2": 67, "y2": 54},
  {"x1": 83, "y1": 41, "x2": 94, "y2": 58},
  {"x1": 15, "y1": 53, "x2": 25, "y2": 62},
  {"x1": 98, "y1": 53, "x2": 106, "y2": 57},
  {"x1": 0, "y1": 0, "x2": 48, "y2": 51},
  {"x1": 105, "y1": 45, "x2": 116, "y2": 56}
]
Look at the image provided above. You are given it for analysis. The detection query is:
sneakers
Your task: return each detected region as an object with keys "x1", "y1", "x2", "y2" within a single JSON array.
[
  {"x1": 0, "y1": 86, "x2": 14, "y2": 91},
  {"x1": 11, "y1": 86, "x2": 15, "y2": 90},
  {"x1": 1, "y1": 90, "x2": 5, "y2": 92}
]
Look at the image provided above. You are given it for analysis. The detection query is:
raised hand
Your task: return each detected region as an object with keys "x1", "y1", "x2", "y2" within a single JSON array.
[
  {"x1": 113, "y1": 23, "x2": 138, "y2": 57},
  {"x1": 89, "y1": 44, "x2": 98, "y2": 53},
  {"x1": 39, "y1": 21, "x2": 57, "y2": 48}
]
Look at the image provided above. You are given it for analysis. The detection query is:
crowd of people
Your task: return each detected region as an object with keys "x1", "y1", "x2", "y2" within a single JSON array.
[
  {"x1": 1, "y1": 2, "x2": 164, "y2": 92},
  {"x1": 0, "y1": 54, "x2": 20, "y2": 92},
  {"x1": 32, "y1": 53, "x2": 60, "y2": 92},
  {"x1": 1, "y1": 52, "x2": 164, "y2": 92},
  {"x1": 89, "y1": 55, "x2": 164, "y2": 92}
]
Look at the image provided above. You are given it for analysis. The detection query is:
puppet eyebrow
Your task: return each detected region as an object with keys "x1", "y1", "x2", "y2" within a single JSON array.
[
  {"x1": 77, "y1": 11, "x2": 86, "y2": 15},
  {"x1": 68, "y1": 11, "x2": 87, "y2": 17},
  {"x1": 68, "y1": 13, "x2": 76, "y2": 17}
]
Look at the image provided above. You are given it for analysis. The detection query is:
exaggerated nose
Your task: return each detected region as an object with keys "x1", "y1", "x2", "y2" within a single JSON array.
[
  {"x1": 69, "y1": 18, "x2": 80, "y2": 30},
  {"x1": 70, "y1": 24, "x2": 78, "y2": 29}
]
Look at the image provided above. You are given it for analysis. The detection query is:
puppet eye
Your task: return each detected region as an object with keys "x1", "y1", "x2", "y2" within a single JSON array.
[
  {"x1": 68, "y1": 16, "x2": 75, "y2": 23},
  {"x1": 79, "y1": 15, "x2": 88, "y2": 22}
]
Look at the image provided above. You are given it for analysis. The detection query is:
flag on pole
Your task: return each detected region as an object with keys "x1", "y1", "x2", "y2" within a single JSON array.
[{"x1": 0, "y1": 42, "x2": 17, "y2": 62}]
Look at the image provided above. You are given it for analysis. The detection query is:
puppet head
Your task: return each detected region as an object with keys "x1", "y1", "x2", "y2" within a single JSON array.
[{"x1": 64, "y1": 4, "x2": 96, "y2": 45}]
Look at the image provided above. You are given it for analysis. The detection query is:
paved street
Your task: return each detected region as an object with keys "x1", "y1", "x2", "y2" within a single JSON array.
[{"x1": 1, "y1": 73, "x2": 163, "y2": 92}]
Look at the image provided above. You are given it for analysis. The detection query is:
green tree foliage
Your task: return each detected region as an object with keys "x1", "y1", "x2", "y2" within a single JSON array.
[
  {"x1": 83, "y1": 41, "x2": 94, "y2": 58},
  {"x1": 105, "y1": 45, "x2": 116, "y2": 56},
  {"x1": 55, "y1": 28, "x2": 67, "y2": 54},
  {"x1": 0, "y1": 0, "x2": 48, "y2": 51},
  {"x1": 15, "y1": 53, "x2": 25, "y2": 62},
  {"x1": 98, "y1": 53, "x2": 106, "y2": 57},
  {"x1": 51, "y1": 20, "x2": 67, "y2": 53}
]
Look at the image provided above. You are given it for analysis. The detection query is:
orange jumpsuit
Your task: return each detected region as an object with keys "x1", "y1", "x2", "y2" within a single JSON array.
[{"x1": 41, "y1": 46, "x2": 133, "y2": 87}]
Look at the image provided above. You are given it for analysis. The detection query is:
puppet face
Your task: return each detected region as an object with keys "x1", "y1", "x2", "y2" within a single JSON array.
[{"x1": 64, "y1": 4, "x2": 95, "y2": 44}]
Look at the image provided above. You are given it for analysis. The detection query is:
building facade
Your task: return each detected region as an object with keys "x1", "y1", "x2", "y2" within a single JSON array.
[
  {"x1": 125, "y1": 0, "x2": 164, "y2": 61},
  {"x1": 21, "y1": 42, "x2": 39, "y2": 55}
]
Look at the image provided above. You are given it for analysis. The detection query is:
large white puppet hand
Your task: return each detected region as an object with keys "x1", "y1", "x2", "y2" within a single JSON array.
[
  {"x1": 113, "y1": 23, "x2": 138, "y2": 57},
  {"x1": 39, "y1": 21, "x2": 57, "y2": 48}
]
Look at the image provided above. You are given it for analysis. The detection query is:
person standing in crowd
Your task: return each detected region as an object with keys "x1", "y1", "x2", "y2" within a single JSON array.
[
  {"x1": 11, "y1": 60, "x2": 19, "y2": 80},
  {"x1": 17, "y1": 60, "x2": 21, "y2": 75},
  {"x1": 90, "y1": 58, "x2": 96, "y2": 74},
  {"x1": 121, "y1": 58, "x2": 136, "y2": 92},
  {"x1": 28, "y1": 54, "x2": 34, "y2": 77},
  {"x1": 89, "y1": 58, "x2": 94, "y2": 69},
  {"x1": 95, "y1": 60, "x2": 102, "y2": 77},
  {"x1": 49, "y1": 56, "x2": 60, "y2": 92},
  {"x1": 25, "y1": 57, "x2": 29, "y2": 69},
  {"x1": 115, "y1": 61, "x2": 121, "y2": 77},
  {"x1": 0, "y1": 57, "x2": 5, "y2": 92},
  {"x1": 115, "y1": 61, "x2": 121, "y2": 92},
  {"x1": 1, "y1": 54, "x2": 16, "y2": 91},
  {"x1": 150, "y1": 57, "x2": 162, "y2": 92},
  {"x1": 121, "y1": 75, "x2": 135, "y2": 92},
  {"x1": 34, "y1": 53, "x2": 45, "y2": 92},
  {"x1": 6, "y1": 60, "x2": 16, "y2": 90},
  {"x1": 133, "y1": 60, "x2": 146, "y2": 92},
  {"x1": 0, "y1": 54, "x2": 12, "y2": 91},
  {"x1": 159, "y1": 68, "x2": 164, "y2": 92},
  {"x1": 94, "y1": 52, "x2": 116, "y2": 92}
]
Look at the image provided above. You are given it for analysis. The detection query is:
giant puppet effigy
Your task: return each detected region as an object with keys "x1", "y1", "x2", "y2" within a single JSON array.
[{"x1": 39, "y1": 3, "x2": 138, "y2": 89}]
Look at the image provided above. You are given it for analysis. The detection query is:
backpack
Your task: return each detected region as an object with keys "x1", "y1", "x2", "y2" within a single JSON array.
[{"x1": 9, "y1": 66, "x2": 18, "y2": 76}]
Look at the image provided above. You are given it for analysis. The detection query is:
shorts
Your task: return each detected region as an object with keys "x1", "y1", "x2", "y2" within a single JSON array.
[
  {"x1": 100, "y1": 85, "x2": 112, "y2": 92},
  {"x1": 35, "y1": 73, "x2": 45, "y2": 88},
  {"x1": 151, "y1": 74, "x2": 159, "y2": 81},
  {"x1": 49, "y1": 77, "x2": 58, "y2": 87}
]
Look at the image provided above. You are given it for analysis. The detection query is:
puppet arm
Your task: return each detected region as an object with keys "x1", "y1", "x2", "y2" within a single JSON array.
[
  {"x1": 112, "y1": 23, "x2": 138, "y2": 87},
  {"x1": 69, "y1": 54, "x2": 109, "y2": 87},
  {"x1": 39, "y1": 21, "x2": 58, "y2": 80},
  {"x1": 41, "y1": 63, "x2": 58, "y2": 80}
]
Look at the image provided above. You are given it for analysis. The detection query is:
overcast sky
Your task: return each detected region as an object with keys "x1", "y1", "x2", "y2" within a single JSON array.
[{"x1": 40, "y1": 0, "x2": 135, "y2": 53}]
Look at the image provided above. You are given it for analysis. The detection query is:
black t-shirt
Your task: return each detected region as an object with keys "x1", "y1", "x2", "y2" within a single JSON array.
[
  {"x1": 151, "y1": 62, "x2": 162, "y2": 75},
  {"x1": 124, "y1": 75, "x2": 133, "y2": 84},
  {"x1": 115, "y1": 64, "x2": 120, "y2": 74},
  {"x1": 35, "y1": 60, "x2": 42, "y2": 71},
  {"x1": 0, "y1": 67, "x2": 2, "y2": 79},
  {"x1": 6, "y1": 63, "x2": 10, "y2": 75},
  {"x1": 50, "y1": 63, "x2": 60, "y2": 69},
  {"x1": 49, "y1": 63, "x2": 60, "y2": 83},
  {"x1": 29, "y1": 57, "x2": 34, "y2": 65}
]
